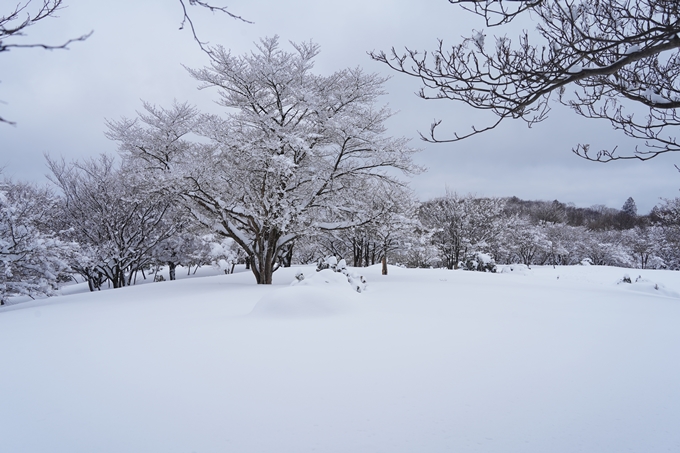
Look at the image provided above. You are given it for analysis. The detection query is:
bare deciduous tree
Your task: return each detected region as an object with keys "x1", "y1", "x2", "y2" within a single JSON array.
[{"x1": 371, "y1": 0, "x2": 680, "y2": 161}]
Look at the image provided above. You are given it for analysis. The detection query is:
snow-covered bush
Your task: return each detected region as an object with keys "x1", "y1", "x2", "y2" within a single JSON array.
[
  {"x1": 208, "y1": 236, "x2": 241, "y2": 274},
  {"x1": 462, "y1": 252, "x2": 497, "y2": 272},
  {"x1": 317, "y1": 255, "x2": 340, "y2": 272},
  {"x1": 496, "y1": 263, "x2": 530, "y2": 274},
  {"x1": 308, "y1": 256, "x2": 367, "y2": 292}
]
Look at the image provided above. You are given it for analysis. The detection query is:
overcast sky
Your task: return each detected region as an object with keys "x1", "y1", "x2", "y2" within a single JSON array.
[{"x1": 2, "y1": 0, "x2": 679, "y2": 213}]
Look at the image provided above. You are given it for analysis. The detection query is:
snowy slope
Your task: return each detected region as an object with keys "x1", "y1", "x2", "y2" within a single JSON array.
[{"x1": 1, "y1": 265, "x2": 679, "y2": 453}]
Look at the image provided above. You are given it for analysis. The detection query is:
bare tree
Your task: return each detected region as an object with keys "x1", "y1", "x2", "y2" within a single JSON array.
[{"x1": 371, "y1": 0, "x2": 680, "y2": 161}]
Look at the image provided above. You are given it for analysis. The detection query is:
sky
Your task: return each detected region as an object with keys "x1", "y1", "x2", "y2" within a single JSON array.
[{"x1": 1, "y1": 0, "x2": 679, "y2": 213}]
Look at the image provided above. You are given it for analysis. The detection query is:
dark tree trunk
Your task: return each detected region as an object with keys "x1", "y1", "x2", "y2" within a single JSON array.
[
  {"x1": 280, "y1": 244, "x2": 294, "y2": 268},
  {"x1": 168, "y1": 261, "x2": 177, "y2": 281},
  {"x1": 250, "y1": 234, "x2": 280, "y2": 284},
  {"x1": 353, "y1": 238, "x2": 363, "y2": 267},
  {"x1": 382, "y1": 256, "x2": 388, "y2": 275}
]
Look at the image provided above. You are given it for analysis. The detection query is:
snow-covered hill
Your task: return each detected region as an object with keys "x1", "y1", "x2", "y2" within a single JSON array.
[{"x1": 1, "y1": 265, "x2": 679, "y2": 452}]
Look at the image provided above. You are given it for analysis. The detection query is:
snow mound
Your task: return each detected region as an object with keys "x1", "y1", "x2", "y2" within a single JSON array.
[
  {"x1": 617, "y1": 275, "x2": 680, "y2": 298},
  {"x1": 496, "y1": 264, "x2": 531, "y2": 275},
  {"x1": 250, "y1": 270, "x2": 362, "y2": 318}
]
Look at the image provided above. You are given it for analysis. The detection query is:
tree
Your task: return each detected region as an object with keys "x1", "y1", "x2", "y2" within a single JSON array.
[
  {"x1": 419, "y1": 192, "x2": 506, "y2": 269},
  {"x1": 372, "y1": 0, "x2": 680, "y2": 161},
  {"x1": 576, "y1": 229, "x2": 632, "y2": 266},
  {"x1": 624, "y1": 225, "x2": 665, "y2": 269},
  {"x1": 47, "y1": 154, "x2": 176, "y2": 289},
  {"x1": 653, "y1": 197, "x2": 680, "y2": 268},
  {"x1": 0, "y1": 179, "x2": 70, "y2": 304},
  {"x1": 615, "y1": 196, "x2": 639, "y2": 229},
  {"x1": 109, "y1": 37, "x2": 421, "y2": 284},
  {"x1": 622, "y1": 197, "x2": 638, "y2": 217},
  {"x1": 505, "y1": 219, "x2": 551, "y2": 267},
  {"x1": 316, "y1": 183, "x2": 420, "y2": 267}
]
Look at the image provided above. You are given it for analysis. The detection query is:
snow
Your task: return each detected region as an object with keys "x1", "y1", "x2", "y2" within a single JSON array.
[
  {"x1": 252, "y1": 269, "x2": 362, "y2": 317},
  {"x1": 567, "y1": 63, "x2": 583, "y2": 74},
  {"x1": 472, "y1": 30, "x2": 485, "y2": 49},
  {"x1": 642, "y1": 87, "x2": 669, "y2": 104},
  {"x1": 624, "y1": 44, "x2": 641, "y2": 55},
  {"x1": 1, "y1": 264, "x2": 680, "y2": 452}
]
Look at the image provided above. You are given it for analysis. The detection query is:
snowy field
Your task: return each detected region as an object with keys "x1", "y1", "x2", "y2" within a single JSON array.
[{"x1": 1, "y1": 264, "x2": 679, "y2": 453}]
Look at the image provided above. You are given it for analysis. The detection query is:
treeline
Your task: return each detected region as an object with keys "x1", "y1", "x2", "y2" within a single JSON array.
[
  {"x1": 2, "y1": 172, "x2": 680, "y2": 305},
  {"x1": 293, "y1": 192, "x2": 680, "y2": 272}
]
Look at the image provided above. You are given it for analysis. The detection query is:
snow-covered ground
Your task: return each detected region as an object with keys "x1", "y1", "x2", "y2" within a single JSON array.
[{"x1": 1, "y1": 265, "x2": 679, "y2": 453}]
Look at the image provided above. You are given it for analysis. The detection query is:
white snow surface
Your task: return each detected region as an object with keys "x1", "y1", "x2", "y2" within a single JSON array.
[{"x1": 1, "y1": 265, "x2": 680, "y2": 453}]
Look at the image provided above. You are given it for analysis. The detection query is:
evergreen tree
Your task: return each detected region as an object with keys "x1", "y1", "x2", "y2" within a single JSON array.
[{"x1": 622, "y1": 197, "x2": 638, "y2": 217}]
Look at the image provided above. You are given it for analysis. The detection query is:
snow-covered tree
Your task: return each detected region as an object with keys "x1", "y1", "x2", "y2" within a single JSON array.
[
  {"x1": 316, "y1": 183, "x2": 420, "y2": 267},
  {"x1": 505, "y1": 219, "x2": 552, "y2": 267},
  {"x1": 47, "y1": 154, "x2": 177, "y2": 289},
  {"x1": 0, "y1": 179, "x2": 70, "y2": 304},
  {"x1": 419, "y1": 192, "x2": 506, "y2": 269},
  {"x1": 109, "y1": 37, "x2": 421, "y2": 284},
  {"x1": 623, "y1": 225, "x2": 665, "y2": 269},
  {"x1": 576, "y1": 230, "x2": 633, "y2": 267},
  {"x1": 652, "y1": 197, "x2": 680, "y2": 269},
  {"x1": 152, "y1": 230, "x2": 208, "y2": 281},
  {"x1": 622, "y1": 197, "x2": 638, "y2": 217},
  {"x1": 372, "y1": 0, "x2": 680, "y2": 161}
]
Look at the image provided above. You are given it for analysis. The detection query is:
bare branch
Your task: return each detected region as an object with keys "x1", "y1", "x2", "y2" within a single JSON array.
[
  {"x1": 372, "y1": 0, "x2": 680, "y2": 160},
  {"x1": 1, "y1": 1, "x2": 92, "y2": 125},
  {"x1": 177, "y1": 0, "x2": 252, "y2": 61}
]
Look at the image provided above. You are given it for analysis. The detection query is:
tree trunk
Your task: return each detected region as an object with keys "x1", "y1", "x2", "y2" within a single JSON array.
[
  {"x1": 250, "y1": 238, "x2": 278, "y2": 284},
  {"x1": 381, "y1": 256, "x2": 388, "y2": 275},
  {"x1": 353, "y1": 238, "x2": 363, "y2": 267},
  {"x1": 87, "y1": 277, "x2": 96, "y2": 292},
  {"x1": 168, "y1": 261, "x2": 177, "y2": 281},
  {"x1": 280, "y1": 244, "x2": 294, "y2": 268}
]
